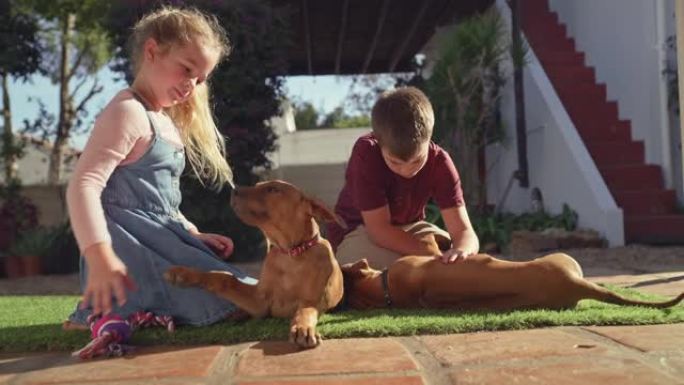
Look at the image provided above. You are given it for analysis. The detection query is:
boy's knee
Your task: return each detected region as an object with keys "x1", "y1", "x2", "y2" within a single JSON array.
[
  {"x1": 336, "y1": 236, "x2": 400, "y2": 269},
  {"x1": 416, "y1": 234, "x2": 442, "y2": 255}
]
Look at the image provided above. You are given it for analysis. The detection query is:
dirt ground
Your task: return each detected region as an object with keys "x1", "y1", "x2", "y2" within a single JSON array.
[{"x1": 0, "y1": 244, "x2": 683, "y2": 295}]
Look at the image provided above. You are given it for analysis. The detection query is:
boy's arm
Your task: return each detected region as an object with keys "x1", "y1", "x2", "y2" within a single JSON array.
[
  {"x1": 430, "y1": 147, "x2": 478, "y2": 263},
  {"x1": 440, "y1": 205, "x2": 480, "y2": 262},
  {"x1": 361, "y1": 205, "x2": 442, "y2": 256}
]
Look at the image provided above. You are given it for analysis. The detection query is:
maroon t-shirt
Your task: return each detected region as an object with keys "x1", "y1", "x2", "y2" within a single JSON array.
[{"x1": 327, "y1": 133, "x2": 465, "y2": 250}]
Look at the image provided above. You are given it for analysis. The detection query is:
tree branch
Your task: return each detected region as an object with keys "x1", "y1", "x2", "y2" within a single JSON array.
[
  {"x1": 66, "y1": 45, "x2": 88, "y2": 82},
  {"x1": 69, "y1": 74, "x2": 89, "y2": 100},
  {"x1": 75, "y1": 77, "x2": 102, "y2": 115}
]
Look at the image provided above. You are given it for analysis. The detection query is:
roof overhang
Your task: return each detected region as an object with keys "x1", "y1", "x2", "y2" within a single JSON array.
[{"x1": 269, "y1": 0, "x2": 495, "y2": 75}]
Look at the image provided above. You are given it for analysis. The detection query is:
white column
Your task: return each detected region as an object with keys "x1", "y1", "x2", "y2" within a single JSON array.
[{"x1": 676, "y1": 1, "x2": 684, "y2": 195}]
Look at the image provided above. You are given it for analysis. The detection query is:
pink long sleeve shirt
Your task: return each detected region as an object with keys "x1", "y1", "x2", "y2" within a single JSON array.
[{"x1": 66, "y1": 89, "x2": 198, "y2": 254}]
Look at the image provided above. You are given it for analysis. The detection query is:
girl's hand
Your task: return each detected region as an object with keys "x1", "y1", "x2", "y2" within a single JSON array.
[
  {"x1": 437, "y1": 247, "x2": 476, "y2": 264},
  {"x1": 192, "y1": 232, "x2": 234, "y2": 259},
  {"x1": 81, "y1": 243, "x2": 137, "y2": 316}
]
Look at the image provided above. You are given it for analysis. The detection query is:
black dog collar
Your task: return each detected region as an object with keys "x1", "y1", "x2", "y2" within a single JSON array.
[{"x1": 381, "y1": 268, "x2": 392, "y2": 307}]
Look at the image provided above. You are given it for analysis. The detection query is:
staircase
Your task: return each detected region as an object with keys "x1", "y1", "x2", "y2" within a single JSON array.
[{"x1": 521, "y1": 0, "x2": 684, "y2": 244}]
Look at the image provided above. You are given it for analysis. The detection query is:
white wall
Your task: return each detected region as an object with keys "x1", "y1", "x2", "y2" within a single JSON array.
[
  {"x1": 270, "y1": 127, "x2": 370, "y2": 168},
  {"x1": 661, "y1": 1, "x2": 682, "y2": 202},
  {"x1": 265, "y1": 127, "x2": 370, "y2": 207},
  {"x1": 488, "y1": 0, "x2": 624, "y2": 246},
  {"x1": 263, "y1": 163, "x2": 347, "y2": 208},
  {"x1": 0, "y1": 141, "x2": 77, "y2": 186},
  {"x1": 264, "y1": 99, "x2": 370, "y2": 206},
  {"x1": 549, "y1": 0, "x2": 675, "y2": 189}
]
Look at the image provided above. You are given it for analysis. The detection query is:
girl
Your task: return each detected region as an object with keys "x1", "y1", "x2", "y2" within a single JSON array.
[{"x1": 65, "y1": 6, "x2": 255, "y2": 332}]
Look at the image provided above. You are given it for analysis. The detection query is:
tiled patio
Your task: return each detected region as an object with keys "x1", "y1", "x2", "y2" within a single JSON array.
[
  {"x1": 1, "y1": 323, "x2": 682, "y2": 384},
  {"x1": 1, "y1": 269, "x2": 682, "y2": 385}
]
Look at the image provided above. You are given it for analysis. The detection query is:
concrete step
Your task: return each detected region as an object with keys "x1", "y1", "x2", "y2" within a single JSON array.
[
  {"x1": 599, "y1": 164, "x2": 663, "y2": 191},
  {"x1": 576, "y1": 120, "x2": 632, "y2": 143},
  {"x1": 625, "y1": 214, "x2": 684, "y2": 244},
  {"x1": 613, "y1": 189, "x2": 677, "y2": 216},
  {"x1": 585, "y1": 141, "x2": 645, "y2": 166},
  {"x1": 522, "y1": 0, "x2": 680, "y2": 245}
]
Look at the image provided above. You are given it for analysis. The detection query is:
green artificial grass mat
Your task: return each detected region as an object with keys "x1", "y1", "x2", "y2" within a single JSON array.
[{"x1": 0, "y1": 285, "x2": 682, "y2": 353}]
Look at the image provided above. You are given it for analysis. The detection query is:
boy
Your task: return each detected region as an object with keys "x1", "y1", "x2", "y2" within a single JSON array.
[{"x1": 327, "y1": 87, "x2": 479, "y2": 268}]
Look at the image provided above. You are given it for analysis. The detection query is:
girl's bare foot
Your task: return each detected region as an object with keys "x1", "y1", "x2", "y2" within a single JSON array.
[{"x1": 62, "y1": 320, "x2": 89, "y2": 331}]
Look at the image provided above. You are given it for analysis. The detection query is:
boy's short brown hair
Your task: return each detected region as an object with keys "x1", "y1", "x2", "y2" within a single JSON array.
[{"x1": 371, "y1": 86, "x2": 434, "y2": 160}]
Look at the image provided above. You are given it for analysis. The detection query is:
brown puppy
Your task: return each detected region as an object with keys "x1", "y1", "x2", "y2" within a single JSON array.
[
  {"x1": 165, "y1": 180, "x2": 344, "y2": 348},
  {"x1": 341, "y1": 254, "x2": 684, "y2": 310}
]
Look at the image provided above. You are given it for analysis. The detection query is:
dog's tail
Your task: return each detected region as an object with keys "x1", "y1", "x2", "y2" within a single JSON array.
[{"x1": 576, "y1": 280, "x2": 684, "y2": 308}]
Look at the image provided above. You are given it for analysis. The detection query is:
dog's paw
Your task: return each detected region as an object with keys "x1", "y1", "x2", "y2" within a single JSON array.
[
  {"x1": 289, "y1": 323, "x2": 322, "y2": 349},
  {"x1": 164, "y1": 266, "x2": 199, "y2": 287}
]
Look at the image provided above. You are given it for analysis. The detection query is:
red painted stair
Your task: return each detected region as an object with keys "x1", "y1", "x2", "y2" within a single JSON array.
[{"x1": 521, "y1": 0, "x2": 684, "y2": 244}]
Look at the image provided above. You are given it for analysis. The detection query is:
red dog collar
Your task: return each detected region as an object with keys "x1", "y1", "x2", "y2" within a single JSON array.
[{"x1": 278, "y1": 234, "x2": 319, "y2": 257}]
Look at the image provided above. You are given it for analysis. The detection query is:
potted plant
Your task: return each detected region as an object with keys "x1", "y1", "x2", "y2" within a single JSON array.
[
  {"x1": 42, "y1": 220, "x2": 81, "y2": 275},
  {"x1": 0, "y1": 186, "x2": 40, "y2": 278},
  {"x1": 0, "y1": 218, "x2": 23, "y2": 278},
  {"x1": 7, "y1": 226, "x2": 58, "y2": 277}
]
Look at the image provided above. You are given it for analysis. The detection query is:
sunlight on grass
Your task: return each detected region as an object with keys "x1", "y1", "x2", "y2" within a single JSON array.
[{"x1": 0, "y1": 286, "x2": 682, "y2": 353}]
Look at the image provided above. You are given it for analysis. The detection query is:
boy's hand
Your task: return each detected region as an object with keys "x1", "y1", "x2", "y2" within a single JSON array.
[
  {"x1": 192, "y1": 232, "x2": 234, "y2": 259},
  {"x1": 437, "y1": 247, "x2": 475, "y2": 264}
]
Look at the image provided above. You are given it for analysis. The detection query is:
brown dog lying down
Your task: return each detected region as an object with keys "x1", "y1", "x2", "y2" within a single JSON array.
[
  {"x1": 165, "y1": 180, "x2": 344, "y2": 348},
  {"x1": 341, "y1": 254, "x2": 684, "y2": 310}
]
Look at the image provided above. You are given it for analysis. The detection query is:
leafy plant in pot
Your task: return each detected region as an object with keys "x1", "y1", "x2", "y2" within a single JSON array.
[
  {"x1": 0, "y1": 219, "x2": 22, "y2": 278},
  {"x1": 6, "y1": 226, "x2": 58, "y2": 277},
  {"x1": 0, "y1": 187, "x2": 40, "y2": 278}
]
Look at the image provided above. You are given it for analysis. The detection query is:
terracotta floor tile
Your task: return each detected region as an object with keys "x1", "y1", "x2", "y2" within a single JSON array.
[
  {"x1": 648, "y1": 351, "x2": 684, "y2": 377},
  {"x1": 17, "y1": 346, "x2": 223, "y2": 384},
  {"x1": 449, "y1": 356, "x2": 680, "y2": 385},
  {"x1": 586, "y1": 324, "x2": 684, "y2": 352},
  {"x1": 0, "y1": 353, "x2": 67, "y2": 384},
  {"x1": 237, "y1": 375, "x2": 425, "y2": 385},
  {"x1": 420, "y1": 328, "x2": 610, "y2": 366},
  {"x1": 235, "y1": 338, "x2": 418, "y2": 378}
]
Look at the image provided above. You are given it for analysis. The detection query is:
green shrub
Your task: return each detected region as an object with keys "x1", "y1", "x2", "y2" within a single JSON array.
[
  {"x1": 426, "y1": 202, "x2": 578, "y2": 251},
  {"x1": 8, "y1": 226, "x2": 58, "y2": 257}
]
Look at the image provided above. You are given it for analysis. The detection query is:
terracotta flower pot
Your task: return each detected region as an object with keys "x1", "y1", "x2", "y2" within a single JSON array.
[
  {"x1": 3, "y1": 255, "x2": 24, "y2": 279},
  {"x1": 22, "y1": 255, "x2": 42, "y2": 276}
]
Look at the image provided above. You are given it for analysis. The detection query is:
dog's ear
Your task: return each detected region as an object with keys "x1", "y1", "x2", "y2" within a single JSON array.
[
  {"x1": 340, "y1": 258, "x2": 370, "y2": 278},
  {"x1": 308, "y1": 197, "x2": 347, "y2": 229}
]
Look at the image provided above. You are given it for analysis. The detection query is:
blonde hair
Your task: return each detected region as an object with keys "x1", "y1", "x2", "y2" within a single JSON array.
[{"x1": 130, "y1": 6, "x2": 234, "y2": 188}]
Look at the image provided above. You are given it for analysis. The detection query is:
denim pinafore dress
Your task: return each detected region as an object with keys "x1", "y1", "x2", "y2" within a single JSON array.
[{"x1": 69, "y1": 97, "x2": 256, "y2": 326}]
